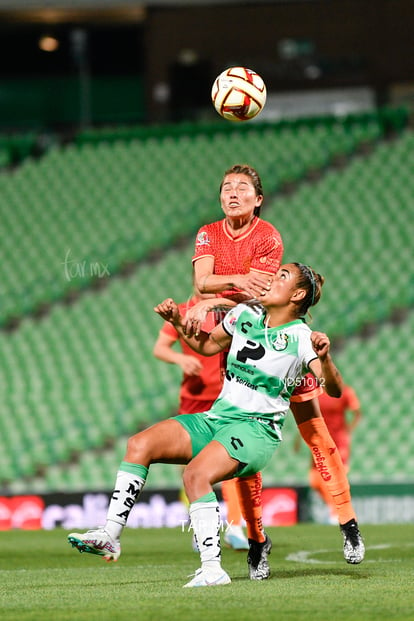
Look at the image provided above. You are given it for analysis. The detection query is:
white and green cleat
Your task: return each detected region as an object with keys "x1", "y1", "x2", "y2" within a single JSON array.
[{"x1": 68, "y1": 528, "x2": 121, "y2": 562}]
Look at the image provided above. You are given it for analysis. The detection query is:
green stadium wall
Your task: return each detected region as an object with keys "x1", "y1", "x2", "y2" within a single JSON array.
[{"x1": 0, "y1": 76, "x2": 145, "y2": 128}]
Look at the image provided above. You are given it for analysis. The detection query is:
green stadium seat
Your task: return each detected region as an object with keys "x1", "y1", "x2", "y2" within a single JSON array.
[{"x1": 1, "y1": 115, "x2": 412, "y2": 493}]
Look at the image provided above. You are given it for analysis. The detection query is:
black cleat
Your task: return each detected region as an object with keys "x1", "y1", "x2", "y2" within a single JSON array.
[
  {"x1": 247, "y1": 533, "x2": 272, "y2": 580},
  {"x1": 340, "y1": 519, "x2": 365, "y2": 564}
]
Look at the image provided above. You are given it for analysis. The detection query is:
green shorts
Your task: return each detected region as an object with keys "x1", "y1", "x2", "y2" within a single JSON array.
[{"x1": 173, "y1": 412, "x2": 281, "y2": 477}]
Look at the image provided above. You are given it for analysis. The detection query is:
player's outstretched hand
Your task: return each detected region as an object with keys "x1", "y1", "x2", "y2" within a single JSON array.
[
  {"x1": 183, "y1": 299, "x2": 212, "y2": 337},
  {"x1": 311, "y1": 331, "x2": 331, "y2": 359},
  {"x1": 154, "y1": 298, "x2": 180, "y2": 325},
  {"x1": 235, "y1": 273, "x2": 273, "y2": 298}
]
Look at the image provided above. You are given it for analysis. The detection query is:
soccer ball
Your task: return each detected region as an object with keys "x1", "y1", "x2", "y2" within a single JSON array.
[{"x1": 211, "y1": 66, "x2": 267, "y2": 122}]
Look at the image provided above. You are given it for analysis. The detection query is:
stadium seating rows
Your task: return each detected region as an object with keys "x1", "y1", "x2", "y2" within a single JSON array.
[
  {"x1": 262, "y1": 308, "x2": 414, "y2": 488},
  {"x1": 5, "y1": 307, "x2": 414, "y2": 493},
  {"x1": 268, "y1": 129, "x2": 414, "y2": 336},
  {"x1": 0, "y1": 111, "x2": 389, "y2": 327},
  {"x1": 0, "y1": 245, "x2": 193, "y2": 488},
  {"x1": 0, "y1": 112, "x2": 412, "y2": 493}
]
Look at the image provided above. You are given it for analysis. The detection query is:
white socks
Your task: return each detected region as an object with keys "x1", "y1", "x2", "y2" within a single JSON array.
[
  {"x1": 104, "y1": 467, "x2": 147, "y2": 540},
  {"x1": 189, "y1": 500, "x2": 222, "y2": 570}
]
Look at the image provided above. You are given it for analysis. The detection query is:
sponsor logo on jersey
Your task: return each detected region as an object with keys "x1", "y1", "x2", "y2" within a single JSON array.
[
  {"x1": 225, "y1": 368, "x2": 258, "y2": 390},
  {"x1": 196, "y1": 231, "x2": 210, "y2": 246},
  {"x1": 235, "y1": 376, "x2": 258, "y2": 390},
  {"x1": 232, "y1": 362, "x2": 254, "y2": 375},
  {"x1": 271, "y1": 332, "x2": 289, "y2": 351},
  {"x1": 226, "y1": 310, "x2": 238, "y2": 326}
]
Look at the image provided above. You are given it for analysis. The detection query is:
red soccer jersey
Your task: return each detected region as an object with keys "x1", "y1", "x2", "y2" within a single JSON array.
[
  {"x1": 192, "y1": 217, "x2": 283, "y2": 297},
  {"x1": 192, "y1": 216, "x2": 318, "y2": 402},
  {"x1": 318, "y1": 386, "x2": 361, "y2": 438},
  {"x1": 160, "y1": 299, "x2": 223, "y2": 406}
]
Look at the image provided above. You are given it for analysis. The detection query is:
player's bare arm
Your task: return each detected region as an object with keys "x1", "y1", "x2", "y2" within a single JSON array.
[
  {"x1": 153, "y1": 332, "x2": 203, "y2": 376},
  {"x1": 182, "y1": 296, "x2": 237, "y2": 337},
  {"x1": 197, "y1": 270, "x2": 273, "y2": 298},
  {"x1": 154, "y1": 298, "x2": 230, "y2": 356},
  {"x1": 193, "y1": 256, "x2": 272, "y2": 299},
  {"x1": 308, "y1": 331, "x2": 343, "y2": 398}
]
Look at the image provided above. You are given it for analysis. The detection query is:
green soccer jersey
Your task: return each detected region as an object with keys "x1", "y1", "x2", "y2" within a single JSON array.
[{"x1": 207, "y1": 303, "x2": 318, "y2": 432}]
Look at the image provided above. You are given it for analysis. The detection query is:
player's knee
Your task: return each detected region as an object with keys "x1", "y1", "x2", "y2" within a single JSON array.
[
  {"x1": 182, "y1": 463, "x2": 196, "y2": 492},
  {"x1": 182, "y1": 462, "x2": 208, "y2": 498},
  {"x1": 125, "y1": 432, "x2": 151, "y2": 461}
]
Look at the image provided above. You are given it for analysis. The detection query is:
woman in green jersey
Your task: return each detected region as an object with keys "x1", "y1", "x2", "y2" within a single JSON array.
[{"x1": 68, "y1": 262, "x2": 350, "y2": 587}]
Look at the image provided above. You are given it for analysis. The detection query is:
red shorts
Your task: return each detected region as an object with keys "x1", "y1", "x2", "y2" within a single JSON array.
[{"x1": 290, "y1": 373, "x2": 323, "y2": 403}]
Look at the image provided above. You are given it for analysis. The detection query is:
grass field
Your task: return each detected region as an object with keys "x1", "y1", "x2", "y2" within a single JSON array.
[{"x1": 0, "y1": 524, "x2": 413, "y2": 621}]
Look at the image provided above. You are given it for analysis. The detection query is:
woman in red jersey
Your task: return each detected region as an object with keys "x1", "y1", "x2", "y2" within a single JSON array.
[
  {"x1": 184, "y1": 164, "x2": 364, "y2": 577},
  {"x1": 186, "y1": 164, "x2": 283, "y2": 333}
]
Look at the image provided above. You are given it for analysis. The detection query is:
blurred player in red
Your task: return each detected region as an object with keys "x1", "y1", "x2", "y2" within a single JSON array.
[
  {"x1": 308, "y1": 385, "x2": 362, "y2": 523},
  {"x1": 153, "y1": 294, "x2": 249, "y2": 550},
  {"x1": 184, "y1": 164, "x2": 364, "y2": 577}
]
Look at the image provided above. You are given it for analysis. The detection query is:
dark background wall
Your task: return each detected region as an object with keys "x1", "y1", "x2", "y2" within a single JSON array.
[
  {"x1": 145, "y1": 0, "x2": 414, "y2": 121},
  {"x1": 0, "y1": 0, "x2": 413, "y2": 128}
]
